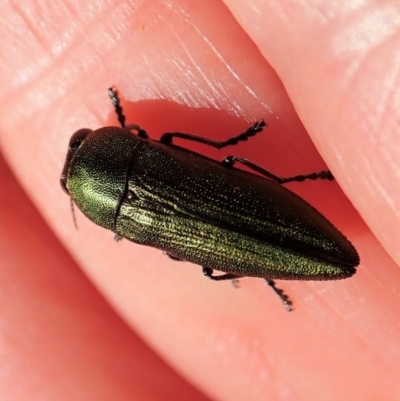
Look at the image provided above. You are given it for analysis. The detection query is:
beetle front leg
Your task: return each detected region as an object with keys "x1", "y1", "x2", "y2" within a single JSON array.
[
  {"x1": 108, "y1": 87, "x2": 149, "y2": 138},
  {"x1": 202, "y1": 267, "x2": 242, "y2": 281},
  {"x1": 108, "y1": 87, "x2": 127, "y2": 128},
  {"x1": 124, "y1": 124, "x2": 149, "y2": 139},
  {"x1": 162, "y1": 251, "x2": 183, "y2": 261},
  {"x1": 222, "y1": 156, "x2": 334, "y2": 184},
  {"x1": 160, "y1": 120, "x2": 266, "y2": 148}
]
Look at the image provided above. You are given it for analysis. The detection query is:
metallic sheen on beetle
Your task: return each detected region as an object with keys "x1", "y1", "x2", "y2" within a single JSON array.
[{"x1": 61, "y1": 88, "x2": 360, "y2": 309}]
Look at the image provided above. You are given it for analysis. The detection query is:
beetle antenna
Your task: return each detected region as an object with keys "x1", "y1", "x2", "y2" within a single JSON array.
[
  {"x1": 70, "y1": 198, "x2": 78, "y2": 230},
  {"x1": 108, "y1": 87, "x2": 126, "y2": 128},
  {"x1": 265, "y1": 280, "x2": 292, "y2": 311}
]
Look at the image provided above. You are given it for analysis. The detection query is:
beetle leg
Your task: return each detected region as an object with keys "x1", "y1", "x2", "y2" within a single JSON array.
[
  {"x1": 202, "y1": 267, "x2": 242, "y2": 281},
  {"x1": 124, "y1": 124, "x2": 149, "y2": 139},
  {"x1": 204, "y1": 268, "x2": 292, "y2": 311},
  {"x1": 160, "y1": 120, "x2": 266, "y2": 148},
  {"x1": 222, "y1": 156, "x2": 334, "y2": 184},
  {"x1": 265, "y1": 280, "x2": 293, "y2": 312},
  {"x1": 278, "y1": 170, "x2": 334, "y2": 184},
  {"x1": 231, "y1": 279, "x2": 241, "y2": 288},
  {"x1": 162, "y1": 251, "x2": 183, "y2": 261}
]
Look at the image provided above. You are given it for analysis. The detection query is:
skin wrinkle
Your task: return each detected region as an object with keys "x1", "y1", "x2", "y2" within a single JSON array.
[
  {"x1": 10, "y1": 2, "x2": 49, "y2": 53},
  {"x1": 380, "y1": 56, "x2": 400, "y2": 128},
  {"x1": 303, "y1": 296, "x2": 398, "y2": 391},
  {"x1": 202, "y1": 324, "x2": 298, "y2": 400},
  {"x1": 365, "y1": 46, "x2": 400, "y2": 129},
  {"x1": 188, "y1": 20, "x2": 272, "y2": 115},
  {"x1": 333, "y1": 0, "x2": 365, "y2": 18},
  {"x1": 324, "y1": 31, "x2": 396, "y2": 140},
  {"x1": 174, "y1": 3, "x2": 269, "y2": 112},
  {"x1": 337, "y1": 44, "x2": 400, "y2": 224},
  {"x1": 48, "y1": 1, "x2": 81, "y2": 57},
  {"x1": 4, "y1": 14, "x2": 51, "y2": 87},
  {"x1": 170, "y1": 32, "x2": 222, "y2": 109},
  {"x1": 312, "y1": 287, "x2": 394, "y2": 375},
  {"x1": 9, "y1": 13, "x2": 104, "y2": 104},
  {"x1": 254, "y1": 303, "x2": 335, "y2": 396},
  {"x1": 138, "y1": 55, "x2": 171, "y2": 101},
  {"x1": 163, "y1": 57, "x2": 203, "y2": 106},
  {"x1": 331, "y1": 6, "x2": 400, "y2": 58}
]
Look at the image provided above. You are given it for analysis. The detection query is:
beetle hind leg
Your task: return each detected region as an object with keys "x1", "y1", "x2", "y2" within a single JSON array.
[
  {"x1": 279, "y1": 170, "x2": 334, "y2": 184},
  {"x1": 222, "y1": 156, "x2": 333, "y2": 185}
]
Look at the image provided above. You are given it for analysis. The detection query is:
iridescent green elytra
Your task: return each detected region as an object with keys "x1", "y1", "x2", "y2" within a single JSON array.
[{"x1": 61, "y1": 88, "x2": 359, "y2": 310}]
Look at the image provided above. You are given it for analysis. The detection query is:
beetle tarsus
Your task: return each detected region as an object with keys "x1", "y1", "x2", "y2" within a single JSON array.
[
  {"x1": 279, "y1": 170, "x2": 334, "y2": 184},
  {"x1": 265, "y1": 279, "x2": 292, "y2": 312},
  {"x1": 223, "y1": 156, "x2": 333, "y2": 186},
  {"x1": 108, "y1": 87, "x2": 126, "y2": 128},
  {"x1": 109, "y1": 88, "x2": 150, "y2": 138},
  {"x1": 219, "y1": 120, "x2": 266, "y2": 148}
]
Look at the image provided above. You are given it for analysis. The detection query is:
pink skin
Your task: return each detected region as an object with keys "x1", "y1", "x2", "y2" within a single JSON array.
[{"x1": 0, "y1": 1, "x2": 399, "y2": 401}]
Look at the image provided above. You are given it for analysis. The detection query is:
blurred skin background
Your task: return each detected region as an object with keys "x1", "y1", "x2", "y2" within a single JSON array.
[{"x1": 0, "y1": 1, "x2": 399, "y2": 400}]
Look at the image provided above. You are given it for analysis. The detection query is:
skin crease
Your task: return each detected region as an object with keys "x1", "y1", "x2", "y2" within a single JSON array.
[{"x1": 0, "y1": 1, "x2": 399, "y2": 401}]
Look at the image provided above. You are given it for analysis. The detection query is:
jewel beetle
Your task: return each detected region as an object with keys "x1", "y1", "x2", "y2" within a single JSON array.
[{"x1": 61, "y1": 88, "x2": 359, "y2": 310}]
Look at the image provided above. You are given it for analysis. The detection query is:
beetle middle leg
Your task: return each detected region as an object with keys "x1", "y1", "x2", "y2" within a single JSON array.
[
  {"x1": 160, "y1": 120, "x2": 266, "y2": 148},
  {"x1": 222, "y1": 156, "x2": 334, "y2": 184},
  {"x1": 162, "y1": 251, "x2": 183, "y2": 261},
  {"x1": 204, "y1": 268, "x2": 293, "y2": 311},
  {"x1": 203, "y1": 267, "x2": 241, "y2": 287},
  {"x1": 203, "y1": 267, "x2": 242, "y2": 281}
]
